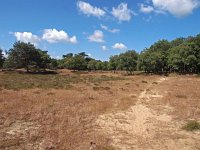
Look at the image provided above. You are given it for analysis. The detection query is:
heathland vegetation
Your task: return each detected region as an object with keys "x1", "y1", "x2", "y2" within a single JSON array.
[
  {"x1": 1, "y1": 34, "x2": 200, "y2": 74},
  {"x1": 1, "y1": 34, "x2": 200, "y2": 150}
]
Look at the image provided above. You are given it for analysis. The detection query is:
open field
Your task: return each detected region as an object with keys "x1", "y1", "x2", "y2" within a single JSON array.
[{"x1": 0, "y1": 70, "x2": 200, "y2": 150}]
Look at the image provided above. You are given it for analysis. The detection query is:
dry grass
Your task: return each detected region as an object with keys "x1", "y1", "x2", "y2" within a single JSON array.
[
  {"x1": 0, "y1": 70, "x2": 148, "y2": 149},
  {"x1": 0, "y1": 70, "x2": 200, "y2": 149},
  {"x1": 0, "y1": 71, "x2": 125, "y2": 90},
  {"x1": 159, "y1": 76, "x2": 200, "y2": 120}
]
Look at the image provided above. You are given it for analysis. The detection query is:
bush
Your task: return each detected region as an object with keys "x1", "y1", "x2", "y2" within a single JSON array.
[
  {"x1": 142, "y1": 80, "x2": 148, "y2": 83},
  {"x1": 183, "y1": 120, "x2": 200, "y2": 131}
]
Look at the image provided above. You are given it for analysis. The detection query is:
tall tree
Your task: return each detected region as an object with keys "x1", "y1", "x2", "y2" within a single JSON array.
[
  {"x1": 5, "y1": 41, "x2": 50, "y2": 72},
  {"x1": 87, "y1": 59, "x2": 97, "y2": 71},
  {"x1": 108, "y1": 55, "x2": 119, "y2": 73},
  {"x1": 118, "y1": 50, "x2": 138, "y2": 74}
]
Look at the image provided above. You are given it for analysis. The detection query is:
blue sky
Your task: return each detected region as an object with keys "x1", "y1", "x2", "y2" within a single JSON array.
[{"x1": 0, "y1": 0, "x2": 200, "y2": 60}]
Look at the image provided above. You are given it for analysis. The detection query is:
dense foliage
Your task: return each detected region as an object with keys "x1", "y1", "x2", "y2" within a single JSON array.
[
  {"x1": 3, "y1": 42, "x2": 52, "y2": 72},
  {"x1": 1, "y1": 34, "x2": 200, "y2": 73},
  {"x1": 139, "y1": 34, "x2": 200, "y2": 73}
]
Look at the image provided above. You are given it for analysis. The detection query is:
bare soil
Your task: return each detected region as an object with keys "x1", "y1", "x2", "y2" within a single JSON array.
[{"x1": 0, "y1": 71, "x2": 200, "y2": 150}]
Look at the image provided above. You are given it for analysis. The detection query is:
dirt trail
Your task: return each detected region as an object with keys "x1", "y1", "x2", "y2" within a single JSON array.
[{"x1": 95, "y1": 77, "x2": 199, "y2": 150}]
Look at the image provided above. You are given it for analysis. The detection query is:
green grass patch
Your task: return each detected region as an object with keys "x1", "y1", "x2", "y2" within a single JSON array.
[{"x1": 183, "y1": 120, "x2": 200, "y2": 131}]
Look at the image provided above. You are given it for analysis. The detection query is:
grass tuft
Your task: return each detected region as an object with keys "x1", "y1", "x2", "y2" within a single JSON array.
[
  {"x1": 183, "y1": 120, "x2": 200, "y2": 131},
  {"x1": 175, "y1": 95, "x2": 187, "y2": 99}
]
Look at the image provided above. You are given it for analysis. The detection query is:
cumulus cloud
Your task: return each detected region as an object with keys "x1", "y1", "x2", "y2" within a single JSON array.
[
  {"x1": 14, "y1": 32, "x2": 40, "y2": 45},
  {"x1": 88, "y1": 30, "x2": 104, "y2": 43},
  {"x1": 42, "y1": 29, "x2": 77, "y2": 44},
  {"x1": 101, "y1": 45, "x2": 108, "y2": 51},
  {"x1": 100, "y1": 24, "x2": 120, "y2": 33},
  {"x1": 77, "y1": 1, "x2": 106, "y2": 18},
  {"x1": 111, "y1": 3, "x2": 134, "y2": 21},
  {"x1": 140, "y1": 4, "x2": 154, "y2": 13},
  {"x1": 112, "y1": 43, "x2": 127, "y2": 50},
  {"x1": 152, "y1": 0, "x2": 199, "y2": 17}
]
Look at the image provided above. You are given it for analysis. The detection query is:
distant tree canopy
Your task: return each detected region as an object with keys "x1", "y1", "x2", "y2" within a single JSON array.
[
  {"x1": 2, "y1": 34, "x2": 200, "y2": 74},
  {"x1": 4, "y1": 42, "x2": 51, "y2": 72},
  {"x1": 138, "y1": 35, "x2": 200, "y2": 73}
]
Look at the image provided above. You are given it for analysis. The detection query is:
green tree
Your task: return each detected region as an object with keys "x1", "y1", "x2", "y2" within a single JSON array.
[
  {"x1": 96, "y1": 61, "x2": 103, "y2": 71},
  {"x1": 138, "y1": 40, "x2": 171, "y2": 73},
  {"x1": 65, "y1": 53, "x2": 87, "y2": 71},
  {"x1": 5, "y1": 41, "x2": 50, "y2": 72},
  {"x1": 118, "y1": 50, "x2": 138, "y2": 74},
  {"x1": 138, "y1": 50, "x2": 154, "y2": 73},
  {"x1": 48, "y1": 58, "x2": 58, "y2": 70},
  {"x1": 109, "y1": 55, "x2": 119, "y2": 73},
  {"x1": 37, "y1": 51, "x2": 51, "y2": 70},
  {"x1": 87, "y1": 59, "x2": 97, "y2": 71},
  {"x1": 101, "y1": 61, "x2": 109, "y2": 70},
  {"x1": 63, "y1": 53, "x2": 73, "y2": 59}
]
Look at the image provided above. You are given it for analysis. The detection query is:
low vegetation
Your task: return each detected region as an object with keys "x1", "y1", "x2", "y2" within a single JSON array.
[
  {"x1": 1, "y1": 71, "x2": 200, "y2": 149},
  {"x1": 0, "y1": 72, "x2": 125, "y2": 90},
  {"x1": 0, "y1": 33, "x2": 200, "y2": 150},
  {"x1": 183, "y1": 120, "x2": 200, "y2": 131}
]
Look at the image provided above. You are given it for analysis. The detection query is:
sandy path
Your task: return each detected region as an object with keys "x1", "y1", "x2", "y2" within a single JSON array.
[{"x1": 94, "y1": 77, "x2": 199, "y2": 150}]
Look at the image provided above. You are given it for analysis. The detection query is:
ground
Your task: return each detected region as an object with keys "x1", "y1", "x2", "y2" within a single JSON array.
[{"x1": 0, "y1": 70, "x2": 200, "y2": 150}]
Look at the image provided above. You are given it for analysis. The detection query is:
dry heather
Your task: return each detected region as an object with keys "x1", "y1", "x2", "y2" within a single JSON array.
[{"x1": 0, "y1": 70, "x2": 200, "y2": 150}]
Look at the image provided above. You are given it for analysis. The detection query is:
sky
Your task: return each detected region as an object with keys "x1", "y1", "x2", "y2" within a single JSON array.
[{"x1": 0, "y1": 0, "x2": 200, "y2": 60}]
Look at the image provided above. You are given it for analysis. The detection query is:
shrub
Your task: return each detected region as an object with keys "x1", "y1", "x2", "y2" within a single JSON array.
[
  {"x1": 142, "y1": 80, "x2": 148, "y2": 83},
  {"x1": 183, "y1": 120, "x2": 200, "y2": 131}
]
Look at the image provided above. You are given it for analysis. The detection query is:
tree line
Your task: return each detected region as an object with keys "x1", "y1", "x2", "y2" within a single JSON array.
[{"x1": 0, "y1": 34, "x2": 200, "y2": 74}]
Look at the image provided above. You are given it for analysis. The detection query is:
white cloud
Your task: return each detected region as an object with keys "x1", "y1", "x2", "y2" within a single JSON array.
[
  {"x1": 140, "y1": 4, "x2": 154, "y2": 13},
  {"x1": 88, "y1": 30, "x2": 104, "y2": 43},
  {"x1": 2, "y1": 50, "x2": 8, "y2": 58},
  {"x1": 69, "y1": 36, "x2": 78, "y2": 44},
  {"x1": 77, "y1": 1, "x2": 106, "y2": 18},
  {"x1": 152, "y1": 0, "x2": 199, "y2": 17},
  {"x1": 112, "y1": 43, "x2": 127, "y2": 50},
  {"x1": 14, "y1": 32, "x2": 40, "y2": 45},
  {"x1": 101, "y1": 45, "x2": 108, "y2": 51},
  {"x1": 111, "y1": 3, "x2": 134, "y2": 21},
  {"x1": 100, "y1": 25, "x2": 108, "y2": 30},
  {"x1": 100, "y1": 24, "x2": 120, "y2": 33},
  {"x1": 42, "y1": 29, "x2": 77, "y2": 44}
]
